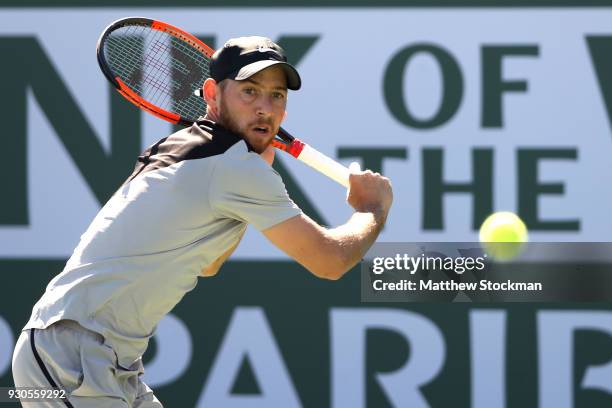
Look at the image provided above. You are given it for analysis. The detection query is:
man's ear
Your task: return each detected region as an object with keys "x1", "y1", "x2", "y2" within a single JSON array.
[
  {"x1": 203, "y1": 78, "x2": 220, "y2": 118},
  {"x1": 282, "y1": 110, "x2": 288, "y2": 122},
  {"x1": 203, "y1": 78, "x2": 218, "y2": 105}
]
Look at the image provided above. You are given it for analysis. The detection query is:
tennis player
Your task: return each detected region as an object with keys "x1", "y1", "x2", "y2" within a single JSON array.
[{"x1": 12, "y1": 36, "x2": 392, "y2": 407}]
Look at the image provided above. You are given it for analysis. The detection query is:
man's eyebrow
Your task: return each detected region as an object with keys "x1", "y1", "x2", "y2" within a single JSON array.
[
  {"x1": 243, "y1": 78, "x2": 287, "y2": 91},
  {"x1": 243, "y1": 78, "x2": 260, "y2": 86}
]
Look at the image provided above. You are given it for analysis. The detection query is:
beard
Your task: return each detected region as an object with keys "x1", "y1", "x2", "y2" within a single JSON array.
[{"x1": 218, "y1": 99, "x2": 276, "y2": 154}]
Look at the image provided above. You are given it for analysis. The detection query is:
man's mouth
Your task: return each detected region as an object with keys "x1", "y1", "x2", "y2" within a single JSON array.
[{"x1": 252, "y1": 125, "x2": 271, "y2": 135}]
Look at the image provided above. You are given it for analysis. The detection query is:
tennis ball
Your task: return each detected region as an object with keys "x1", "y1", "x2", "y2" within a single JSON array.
[{"x1": 479, "y1": 211, "x2": 528, "y2": 261}]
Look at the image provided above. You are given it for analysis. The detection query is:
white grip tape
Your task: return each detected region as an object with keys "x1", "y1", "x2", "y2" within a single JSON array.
[{"x1": 297, "y1": 144, "x2": 350, "y2": 188}]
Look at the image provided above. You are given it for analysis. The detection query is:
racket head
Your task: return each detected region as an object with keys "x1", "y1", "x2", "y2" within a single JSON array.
[{"x1": 96, "y1": 17, "x2": 215, "y2": 126}]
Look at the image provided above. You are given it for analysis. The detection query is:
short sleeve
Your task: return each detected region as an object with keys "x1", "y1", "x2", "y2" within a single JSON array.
[{"x1": 210, "y1": 146, "x2": 302, "y2": 231}]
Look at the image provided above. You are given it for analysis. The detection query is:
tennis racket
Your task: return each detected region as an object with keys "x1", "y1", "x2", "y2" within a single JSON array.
[{"x1": 96, "y1": 16, "x2": 351, "y2": 188}]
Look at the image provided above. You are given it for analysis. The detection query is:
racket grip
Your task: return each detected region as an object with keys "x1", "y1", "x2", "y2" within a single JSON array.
[{"x1": 296, "y1": 144, "x2": 350, "y2": 188}]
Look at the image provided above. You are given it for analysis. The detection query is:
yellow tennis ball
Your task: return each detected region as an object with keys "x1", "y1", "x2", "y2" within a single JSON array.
[{"x1": 479, "y1": 212, "x2": 528, "y2": 261}]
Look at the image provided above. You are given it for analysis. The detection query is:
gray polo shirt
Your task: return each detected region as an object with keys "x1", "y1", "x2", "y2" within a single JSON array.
[{"x1": 24, "y1": 120, "x2": 301, "y2": 367}]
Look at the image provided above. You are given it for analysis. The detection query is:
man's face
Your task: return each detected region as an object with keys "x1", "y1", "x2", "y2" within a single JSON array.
[{"x1": 216, "y1": 65, "x2": 288, "y2": 153}]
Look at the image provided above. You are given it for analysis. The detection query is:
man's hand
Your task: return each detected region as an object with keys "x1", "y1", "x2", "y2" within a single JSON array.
[{"x1": 347, "y1": 167, "x2": 393, "y2": 222}]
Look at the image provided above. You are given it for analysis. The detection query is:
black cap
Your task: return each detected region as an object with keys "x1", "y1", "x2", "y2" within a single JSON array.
[{"x1": 210, "y1": 36, "x2": 301, "y2": 91}]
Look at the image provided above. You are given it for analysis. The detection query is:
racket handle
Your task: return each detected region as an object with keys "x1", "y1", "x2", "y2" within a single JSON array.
[{"x1": 296, "y1": 144, "x2": 350, "y2": 188}]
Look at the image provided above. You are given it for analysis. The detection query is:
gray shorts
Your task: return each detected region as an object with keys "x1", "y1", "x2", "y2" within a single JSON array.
[{"x1": 11, "y1": 320, "x2": 162, "y2": 407}]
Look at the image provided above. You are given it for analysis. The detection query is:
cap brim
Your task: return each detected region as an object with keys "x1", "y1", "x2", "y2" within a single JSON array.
[{"x1": 232, "y1": 60, "x2": 301, "y2": 90}]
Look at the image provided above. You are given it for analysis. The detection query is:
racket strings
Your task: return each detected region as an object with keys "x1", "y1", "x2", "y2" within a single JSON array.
[
  {"x1": 168, "y1": 38, "x2": 211, "y2": 116},
  {"x1": 106, "y1": 27, "x2": 147, "y2": 91},
  {"x1": 148, "y1": 41, "x2": 174, "y2": 74},
  {"x1": 104, "y1": 24, "x2": 209, "y2": 121},
  {"x1": 139, "y1": 28, "x2": 176, "y2": 108}
]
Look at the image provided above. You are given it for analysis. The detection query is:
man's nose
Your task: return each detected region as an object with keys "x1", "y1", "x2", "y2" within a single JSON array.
[{"x1": 256, "y1": 96, "x2": 274, "y2": 116}]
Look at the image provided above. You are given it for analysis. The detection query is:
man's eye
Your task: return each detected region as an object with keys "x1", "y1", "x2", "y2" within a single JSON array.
[
  {"x1": 273, "y1": 92, "x2": 286, "y2": 99},
  {"x1": 243, "y1": 88, "x2": 256, "y2": 95}
]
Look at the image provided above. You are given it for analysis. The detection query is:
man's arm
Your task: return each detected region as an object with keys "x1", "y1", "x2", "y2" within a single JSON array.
[{"x1": 264, "y1": 169, "x2": 392, "y2": 280}]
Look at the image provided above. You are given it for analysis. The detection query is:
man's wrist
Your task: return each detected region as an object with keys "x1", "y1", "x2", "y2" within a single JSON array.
[{"x1": 356, "y1": 206, "x2": 388, "y2": 227}]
